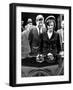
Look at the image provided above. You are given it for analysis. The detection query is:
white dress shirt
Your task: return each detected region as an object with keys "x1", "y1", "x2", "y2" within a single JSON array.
[{"x1": 47, "y1": 31, "x2": 53, "y2": 39}]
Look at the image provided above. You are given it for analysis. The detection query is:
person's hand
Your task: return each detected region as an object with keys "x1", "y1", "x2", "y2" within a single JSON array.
[
  {"x1": 47, "y1": 53, "x2": 54, "y2": 60},
  {"x1": 36, "y1": 54, "x2": 44, "y2": 63}
]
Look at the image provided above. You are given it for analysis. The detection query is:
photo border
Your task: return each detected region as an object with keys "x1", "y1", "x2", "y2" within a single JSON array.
[{"x1": 9, "y1": 3, "x2": 71, "y2": 87}]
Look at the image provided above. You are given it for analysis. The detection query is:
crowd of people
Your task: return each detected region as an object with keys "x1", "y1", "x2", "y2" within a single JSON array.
[{"x1": 21, "y1": 14, "x2": 64, "y2": 64}]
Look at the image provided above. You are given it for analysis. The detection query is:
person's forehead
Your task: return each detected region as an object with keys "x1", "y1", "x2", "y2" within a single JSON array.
[
  {"x1": 48, "y1": 21, "x2": 54, "y2": 24},
  {"x1": 49, "y1": 22, "x2": 54, "y2": 25},
  {"x1": 47, "y1": 19, "x2": 54, "y2": 23}
]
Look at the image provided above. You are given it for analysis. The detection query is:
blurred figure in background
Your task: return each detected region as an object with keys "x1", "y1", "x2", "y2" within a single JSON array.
[
  {"x1": 57, "y1": 20, "x2": 64, "y2": 51},
  {"x1": 57, "y1": 20, "x2": 64, "y2": 57},
  {"x1": 24, "y1": 18, "x2": 34, "y2": 31},
  {"x1": 21, "y1": 18, "x2": 34, "y2": 59},
  {"x1": 21, "y1": 20, "x2": 24, "y2": 32},
  {"x1": 21, "y1": 31, "x2": 31, "y2": 59},
  {"x1": 56, "y1": 20, "x2": 64, "y2": 75}
]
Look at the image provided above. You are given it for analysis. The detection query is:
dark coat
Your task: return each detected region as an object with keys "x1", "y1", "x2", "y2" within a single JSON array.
[
  {"x1": 40, "y1": 31, "x2": 61, "y2": 55},
  {"x1": 28, "y1": 26, "x2": 46, "y2": 55}
]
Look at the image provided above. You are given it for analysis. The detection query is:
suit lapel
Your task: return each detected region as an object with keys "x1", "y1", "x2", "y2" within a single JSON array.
[
  {"x1": 50, "y1": 31, "x2": 54, "y2": 40},
  {"x1": 46, "y1": 31, "x2": 55, "y2": 41}
]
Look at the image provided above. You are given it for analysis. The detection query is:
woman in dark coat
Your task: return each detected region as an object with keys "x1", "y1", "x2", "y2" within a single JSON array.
[{"x1": 40, "y1": 16, "x2": 61, "y2": 63}]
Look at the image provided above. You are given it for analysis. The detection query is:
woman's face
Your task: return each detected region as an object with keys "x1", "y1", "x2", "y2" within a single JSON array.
[{"x1": 47, "y1": 21, "x2": 54, "y2": 32}]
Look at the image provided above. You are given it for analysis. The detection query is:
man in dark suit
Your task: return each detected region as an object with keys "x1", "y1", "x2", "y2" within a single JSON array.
[{"x1": 28, "y1": 15, "x2": 46, "y2": 56}]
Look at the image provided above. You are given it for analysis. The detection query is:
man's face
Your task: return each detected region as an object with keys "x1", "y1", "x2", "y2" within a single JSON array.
[
  {"x1": 36, "y1": 18, "x2": 44, "y2": 27},
  {"x1": 28, "y1": 23, "x2": 32, "y2": 26},
  {"x1": 61, "y1": 21, "x2": 64, "y2": 29},
  {"x1": 47, "y1": 21, "x2": 54, "y2": 32}
]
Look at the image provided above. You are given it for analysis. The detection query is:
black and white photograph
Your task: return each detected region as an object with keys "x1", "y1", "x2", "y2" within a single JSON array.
[
  {"x1": 10, "y1": 3, "x2": 71, "y2": 86},
  {"x1": 21, "y1": 12, "x2": 64, "y2": 77}
]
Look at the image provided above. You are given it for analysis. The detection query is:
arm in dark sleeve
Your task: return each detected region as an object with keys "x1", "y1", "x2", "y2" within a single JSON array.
[
  {"x1": 57, "y1": 34, "x2": 61, "y2": 53},
  {"x1": 39, "y1": 34, "x2": 43, "y2": 54},
  {"x1": 28, "y1": 30, "x2": 33, "y2": 49}
]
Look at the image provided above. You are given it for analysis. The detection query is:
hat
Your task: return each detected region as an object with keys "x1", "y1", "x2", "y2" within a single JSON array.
[
  {"x1": 45, "y1": 15, "x2": 56, "y2": 23},
  {"x1": 27, "y1": 18, "x2": 32, "y2": 23},
  {"x1": 36, "y1": 15, "x2": 44, "y2": 21}
]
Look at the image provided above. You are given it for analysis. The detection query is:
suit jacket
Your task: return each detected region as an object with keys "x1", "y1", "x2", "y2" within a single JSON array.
[
  {"x1": 28, "y1": 26, "x2": 46, "y2": 55},
  {"x1": 40, "y1": 31, "x2": 61, "y2": 55}
]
